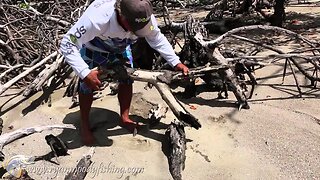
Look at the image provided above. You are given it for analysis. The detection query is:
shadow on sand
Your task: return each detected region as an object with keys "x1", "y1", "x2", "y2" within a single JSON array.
[{"x1": 57, "y1": 107, "x2": 171, "y2": 156}]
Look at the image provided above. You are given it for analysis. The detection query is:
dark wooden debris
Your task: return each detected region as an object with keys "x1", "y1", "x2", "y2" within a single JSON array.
[{"x1": 166, "y1": 122, "x2": 186, "y2": 180}]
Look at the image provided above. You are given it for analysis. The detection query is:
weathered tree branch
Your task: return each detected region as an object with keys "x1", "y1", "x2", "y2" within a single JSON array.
[
  {"x1": 194, "y1": 25, "x2": 318, "y2": 49},
  {"x1": 0, "y1": 51, "x2": 58, "y2": 95},
  {"x1": 0, "y1": 64, "x2": 24, "y2": 81},
  {"x1": 127, "y1": 64, "x2": 229, "y2": 84},
  {"x1": 125, "y1": 66, "x2": 234, "y2": 129},
  {"x1": 23, "y1": 54, "x2": 64, "y2": 96},
  {"x1": 229, "y1": 34, "x2": 320, "y2": 82},
  {"x1": 226, "y1": 54, "x2": 320, "y2": 61}
]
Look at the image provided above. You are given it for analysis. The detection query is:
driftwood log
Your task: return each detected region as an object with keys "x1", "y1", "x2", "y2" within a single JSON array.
[
  {"x1": 126, "y1": 65, "x2": 229, "y2": 129},
  {"x1": 166, "y1": 122, "x2": 186, "y2": 180},
  {"x1": 64, "y1": 147, "x2": 95, "y2": 180}
]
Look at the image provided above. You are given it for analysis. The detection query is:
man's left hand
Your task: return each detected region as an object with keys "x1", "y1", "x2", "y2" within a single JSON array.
[{"x1": 174, "y1": 63, "x2": 189, "y2": 76}]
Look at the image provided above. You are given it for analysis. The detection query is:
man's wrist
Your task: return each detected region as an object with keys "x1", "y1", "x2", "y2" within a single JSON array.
[
  {"x1": 174, "y1": 63, "x2": 182, "y2": 70},
  {"x1": 79, "y1": 68, "x2": 91, "y2": 79},
  {"x1": 169, "y1": 58, "x2": 181, "y2": 68}
]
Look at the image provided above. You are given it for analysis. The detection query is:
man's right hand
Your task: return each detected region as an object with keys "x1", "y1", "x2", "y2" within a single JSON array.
[{"x1": 83, "y1": 69, "x2": 102, "y2": 91}]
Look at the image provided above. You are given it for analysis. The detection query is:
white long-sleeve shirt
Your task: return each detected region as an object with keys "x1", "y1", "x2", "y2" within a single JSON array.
[{"x1": 60, "y1": 0, "x2": 181, "y2": 79}]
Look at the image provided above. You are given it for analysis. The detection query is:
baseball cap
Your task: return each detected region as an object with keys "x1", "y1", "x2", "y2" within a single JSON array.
[{"x1": 120, "y1": 0, "x2": 154, "y2": 36}]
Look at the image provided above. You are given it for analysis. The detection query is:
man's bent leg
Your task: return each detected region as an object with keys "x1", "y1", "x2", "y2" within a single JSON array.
[
  {"x1": 118, "y1": 83, "x2": 133, "y2": 123},
  {"x1": 78, "y1": 47, "x2": 98, "y2": 144},
  {"x1": 79, "y1": 92, "x2": 95, "y2": 145}
]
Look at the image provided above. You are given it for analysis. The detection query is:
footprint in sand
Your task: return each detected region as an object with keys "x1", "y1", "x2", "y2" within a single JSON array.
[{"x1": 116, "y1": 138, "x2": 151, "y2": 151}]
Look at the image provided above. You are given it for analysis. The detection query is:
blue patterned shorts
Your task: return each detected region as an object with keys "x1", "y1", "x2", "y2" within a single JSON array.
[{"x1": 79, "y1": 46, "x2": 133, "y2": 94}]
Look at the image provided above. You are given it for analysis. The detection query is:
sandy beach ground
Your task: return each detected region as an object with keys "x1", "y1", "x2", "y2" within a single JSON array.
[{"x1": 0, "y1": 3, "x2": 320, "y2": 180}]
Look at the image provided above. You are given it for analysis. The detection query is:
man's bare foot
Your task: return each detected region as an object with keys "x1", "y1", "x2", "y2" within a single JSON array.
[
  {"x1": 120, "y1": 118, "x2": 136, "y2": 132},
  {"x1": 81, "y1": 128, "x2": 95, "y2": 145},
  {"x1": 120, "y1": 118, "x2": 146, "y2": 133}
]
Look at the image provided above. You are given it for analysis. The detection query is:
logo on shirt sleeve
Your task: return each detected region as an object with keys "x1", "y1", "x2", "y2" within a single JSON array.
[
  {"x1": 70, "y1": 34, "x2": 77, "y2": 43},
  {"x1": 73, "y1": 26, "x2": 87, "y2": 39},
  {"x1": 69, "y1": 26, "x2": 86, "y2": 44}
]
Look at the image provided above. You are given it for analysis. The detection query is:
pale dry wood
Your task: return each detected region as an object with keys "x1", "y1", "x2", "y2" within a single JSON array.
[
  {"x1": 45, "y1": 16, "x2": 71, "y2": 26},
  {"x1": 128, "y1": 64, "x2": 228, "y2": 84},
  {"x1": 0, "y1": 39, "x2": 6, "y2": 45},
  {"x1": 150, "y1": 81, "x2": 200, "y2": 128},
  {"x1": 0, "y1": 51, "x2": 58, "y2": 95},
  {"x1": 0, "y1": 64, "x2": 24, "y2": 81},
  {"x1": 194, "y1": 25, "x2": 318, "y2": 48},
  {"x1": 155, "y1": 83, "x2": 188, "y2": 121},
  {"x1": 226, "y1": 54, "x2": 320, "y2": 61},
  {"x1": 0, "y1": 65, "x2": 10, "y2": 69},
  {"x1": 23, "y1": 54, "x2": 64, "y2": 96}
]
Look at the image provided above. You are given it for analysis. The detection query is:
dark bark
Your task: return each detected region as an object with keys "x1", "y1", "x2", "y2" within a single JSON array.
[
  {"x1": 64, "y1": 155, "x2": 92, "y2": 180},
  {"x1": 270, "y1": 0, "x2": 286, "y2": 27},
  {"x1": 166, "y1": 122, "x2": 186, "y2": 180},
  {"x1": 237, "y1": 0, "x2": 253, "y2": 14}
]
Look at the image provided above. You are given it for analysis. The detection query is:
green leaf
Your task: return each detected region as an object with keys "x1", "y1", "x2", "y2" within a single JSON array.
[{"x1": 19, "y1": 3, "x2": 30, "y2": 9}]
